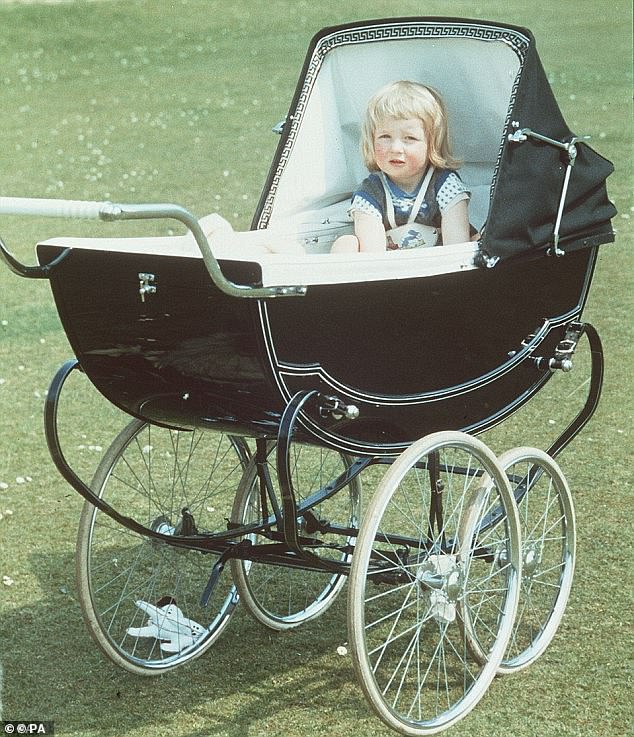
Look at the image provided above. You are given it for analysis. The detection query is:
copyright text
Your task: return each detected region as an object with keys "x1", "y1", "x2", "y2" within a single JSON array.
[{"x1": 3, "y1": 723, "x2": 54, "y2": 735}]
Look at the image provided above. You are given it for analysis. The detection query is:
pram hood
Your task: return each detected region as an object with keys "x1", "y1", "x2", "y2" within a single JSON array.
[
  {"x1": 254, "y1": 17, "x2": 616, "y2": 262},
  {"x1": 486, "y1": 33, "x2": 616, "y2": 260}
]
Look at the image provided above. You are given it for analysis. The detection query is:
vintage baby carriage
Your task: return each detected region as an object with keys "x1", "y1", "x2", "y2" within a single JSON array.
[{"x1": 0, "y1": 16, "x2": 616, "y2": 736}]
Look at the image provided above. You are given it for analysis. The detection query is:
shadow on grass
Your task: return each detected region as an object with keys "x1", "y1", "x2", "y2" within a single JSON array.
[{"x1": 2, "y1": 548, "x2": 372, "y2": 737}]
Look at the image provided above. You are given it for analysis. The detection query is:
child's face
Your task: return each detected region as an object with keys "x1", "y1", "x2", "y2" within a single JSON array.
[{"x1": 373, "y1": 117, "x2": 428, "y2": 191}]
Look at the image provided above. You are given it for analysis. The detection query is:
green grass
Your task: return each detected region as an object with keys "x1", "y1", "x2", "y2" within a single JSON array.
[{"x1": 0, "y1": 1, "x2": 632, "y2": 736}]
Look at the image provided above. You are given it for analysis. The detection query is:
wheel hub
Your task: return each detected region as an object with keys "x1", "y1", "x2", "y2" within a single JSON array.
[
  {"x1": 417, "y1": 554, "x2": 464, "y2": 624},
  {"x1": 151, "y1": 515, "x2": 176, "y2": 536},
  {"x1": 523, "y1": 544, "x2": 543, "y2": 580}
]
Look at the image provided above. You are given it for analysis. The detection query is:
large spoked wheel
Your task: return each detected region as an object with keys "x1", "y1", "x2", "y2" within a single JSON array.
[
  {"x1": 495, "y1": 447, "x2": 576, "y2": 673},
  {"x1": 230, "y1": 441, "x2": 361, "y2": 630},
  {"x1": 348, "y1": 431, "x2": 521, "y2": 736},
  {"x1": 76, "y1": 419, "x2": 249, "y2": 675}
]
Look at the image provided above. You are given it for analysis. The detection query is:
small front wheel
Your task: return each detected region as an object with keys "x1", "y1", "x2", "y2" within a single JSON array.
[{"x1": 348, "y1": 431, "x2": 521, "y2": 735}]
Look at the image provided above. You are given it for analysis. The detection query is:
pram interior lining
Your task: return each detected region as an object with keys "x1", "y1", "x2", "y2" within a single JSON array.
[{"x1": 261, "y1": 32, "x2": 523, "y2": 234}]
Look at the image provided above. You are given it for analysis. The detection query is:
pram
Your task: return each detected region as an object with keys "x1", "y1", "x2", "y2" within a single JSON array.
[{"x1": 0, "y1": 16, "x2": 616, "y2": 736}]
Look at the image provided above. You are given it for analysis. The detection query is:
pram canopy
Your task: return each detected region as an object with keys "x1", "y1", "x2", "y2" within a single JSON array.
[{"x1": 255, "y1": 17, "x2": 616, "y2": 260}]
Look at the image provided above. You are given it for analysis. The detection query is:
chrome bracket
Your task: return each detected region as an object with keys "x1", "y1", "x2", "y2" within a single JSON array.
[
  {"x1": 271, "y1": 118, "x2": 286, "y2": 135},
  {"x1": 318, "y1": 395, "x2": 360, "y2": 421},
  {"x1": 532, "y1": 321, "x2": 584, "y2": 372}
]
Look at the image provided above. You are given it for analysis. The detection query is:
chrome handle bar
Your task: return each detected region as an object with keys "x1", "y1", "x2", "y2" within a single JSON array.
[{"x1": 0, "y1": 197, "x2": 307, "y2": 298}]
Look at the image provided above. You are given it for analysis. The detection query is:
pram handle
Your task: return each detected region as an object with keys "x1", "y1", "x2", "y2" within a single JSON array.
[
  {"x1": 0, "y1": 196, "x2": 105, "y2": 220},
  {"x1": 0, "y1": 197, "x2": 307, "y2": 298}
]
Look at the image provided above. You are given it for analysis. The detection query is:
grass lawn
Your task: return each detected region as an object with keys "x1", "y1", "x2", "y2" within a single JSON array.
[{"x1": 0, "y1": 1, "x2": 632, "y2": 736}]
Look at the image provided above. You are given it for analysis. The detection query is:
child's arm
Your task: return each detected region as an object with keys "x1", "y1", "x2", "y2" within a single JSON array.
[
  {"x1": 331, "y1": 211, "x2": 387, "y2": 253},
  {"x1": 354, "y1": 211, "x2": 388, "y2": 252},
  {"x1": 440, "y1": 199, "x2": 470, "y2": 245}
]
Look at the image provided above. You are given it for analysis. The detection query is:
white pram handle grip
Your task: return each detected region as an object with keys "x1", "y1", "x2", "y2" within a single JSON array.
[{"x1": 0, "y1": 196, "x2": 108, "y2": 219}]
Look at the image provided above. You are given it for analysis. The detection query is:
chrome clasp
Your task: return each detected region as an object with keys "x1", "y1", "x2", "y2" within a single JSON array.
[
  {"x1": 138, "y1": 272, "x2": 156, "y2": 302},
  {"x1": 318, "y1": 395, "x2": 360, "y2": 421}
]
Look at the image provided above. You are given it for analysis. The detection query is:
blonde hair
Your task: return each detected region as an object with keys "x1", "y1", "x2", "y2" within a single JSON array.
[{"x1": 360, "y1": 80, "x2": 460, "y2": 171}]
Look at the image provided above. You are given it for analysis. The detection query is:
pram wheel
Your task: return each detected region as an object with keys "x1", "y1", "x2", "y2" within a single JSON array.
[
  {"x1": 348, "y1": 431, "x2": 521, "y2": 735},
  {"x1": 230, "y1": 441, "x2": 360, "y2": 630},
  {"x1": 495, "y1": 447, "x2": 576, "y2": 673},
  {"x1": 76, "y1": 419, "x2": 249, "y2": 674}
]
